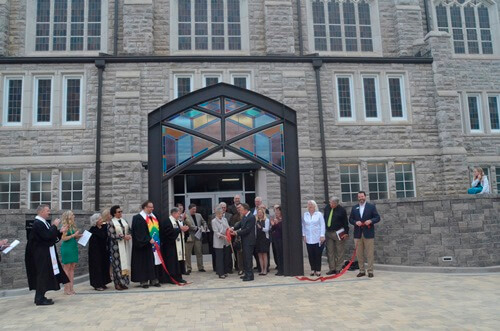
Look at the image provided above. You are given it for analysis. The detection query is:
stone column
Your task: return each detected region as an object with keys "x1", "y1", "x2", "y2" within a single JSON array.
[
  {"x1": 393, "y1": 0, "x2": 425, "y2": 56},
  {"x1": 0, "y1": 0, "x2": 10, "y2": 56},
  {"x1": 122, "y1": 0, "x2": 154, "y2": 55},
  {"x1": 425, "y1": 31, "x2": 469, "y2": 194},
  {"x1": 264, "y1": 0, "x2": 295, "y2": 54}
]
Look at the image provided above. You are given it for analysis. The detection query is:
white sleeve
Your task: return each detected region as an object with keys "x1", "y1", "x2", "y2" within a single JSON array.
[{"x1": 480, "y1": 176, "x2": 490, "y2": 194}]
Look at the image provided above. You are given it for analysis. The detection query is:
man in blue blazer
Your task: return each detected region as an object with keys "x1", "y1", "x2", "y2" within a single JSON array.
[{"x1": 348, "y1": 191, "x2": 381, "y2": 278}]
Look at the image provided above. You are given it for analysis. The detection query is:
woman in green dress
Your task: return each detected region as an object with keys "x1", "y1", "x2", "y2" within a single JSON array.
[{"x1": 61, "y1": 210, "x2": 82, "y2": 295}]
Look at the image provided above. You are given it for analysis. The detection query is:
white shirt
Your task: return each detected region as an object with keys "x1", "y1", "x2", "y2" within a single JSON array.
[
  {"x1": 302, "y1": 211, "x2": 325, "y2": 244},
  {"x1": 471, "y1": 176, "x2": 490, "y2": 194},
  {"x1": 359, "y1": 203, "x2": 366, "y2": 218}
]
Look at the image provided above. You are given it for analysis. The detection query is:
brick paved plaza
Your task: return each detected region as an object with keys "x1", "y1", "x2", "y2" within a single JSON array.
[{"x1": 1, "y1": 261, "x2": 499, "y2": 330}]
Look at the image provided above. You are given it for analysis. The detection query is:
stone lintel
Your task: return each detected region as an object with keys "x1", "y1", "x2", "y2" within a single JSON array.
[
  {"x1": 0, "y1": 153, "x2": 148, "y2": 165},
  {"x1": 116, "y1": 71, "x2": 141, "y2": 78},
  {"x1": 264, "y1": 0, "x2": 292, "y2": 6},
  {"x1": 436, "y1": 90, "x2": 459, "y2": 97},
  {"x1": 299, "y1": 147, "x2": 467, "y2": 158},
  {"x1": 115, "y1": 91, "x2": 140, "y2": 98},
  {"x1": 395, "y1": 5, "x2": 421, "y2": 10},
  {"x1": 283, "y1": 90, "x2": 308, "y2": 98},
  {"x1": 124, "y1": 0, "x2": 152, "y2": 5},
  {"x1": 283, "y1": 71, "x2": 306, "y2": 78}
]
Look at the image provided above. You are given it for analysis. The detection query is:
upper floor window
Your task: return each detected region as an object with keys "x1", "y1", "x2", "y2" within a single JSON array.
[
  {"x1": 173, "y1": 0, "x2": 248, "y2": 53},
  {"x1": 435, "y1": 0, "x2": 497, "y2": 55},
  {"x1": 462, "y1": 92, "x2": 500, "y2": 134},
  {"x1": 2, "y1": 77, "x2": 23, "y2": 126},
  {"x1": 488, "y1": 95, "x2": 500, "y2": 131},
  {"x1": 63, "y1": 76, "x2": 83, "y2": 124},
  {"x1": 30, "y1": 171, "x2": 52, "y2": 209},
  {"x1": 34, "y1": 77, "x2": 53, "y2": 125},
  {"x1": 174, "y1": 74, "x2": 194, "y2": 98},
  {"x1": 28, "y1": 0, "x2": 106, "y2": 54},
  {"x1": 309, "y1": 0, "x2": 380, "y2": 54},
  {"x1": 0, "y1": 172, "x2": 21, "y2": 209}
]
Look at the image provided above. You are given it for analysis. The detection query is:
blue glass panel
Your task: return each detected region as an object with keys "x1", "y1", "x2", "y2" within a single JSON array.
[
  {"x1": 226, "y1": 107, "x2": 279, "y2": 140},
  {"x1": 166, "y1": 108, "x2": 221, "y2": 140}
]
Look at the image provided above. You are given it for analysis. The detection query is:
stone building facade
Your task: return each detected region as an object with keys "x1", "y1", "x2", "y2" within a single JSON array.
[{"x1": 0, "y1": 0, "x2": 499, "y2": 288}]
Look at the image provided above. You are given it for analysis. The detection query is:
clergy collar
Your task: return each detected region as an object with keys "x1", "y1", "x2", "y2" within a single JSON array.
[
  {"x1": 35, "y1": 215, "x2": 46, "y2": 222},
  {"x1": 140, "y1": 210, "x2": 156, "y2": 220},
  {"x1": 245, "y1": 211, "x2": 251, "y2": 217}
]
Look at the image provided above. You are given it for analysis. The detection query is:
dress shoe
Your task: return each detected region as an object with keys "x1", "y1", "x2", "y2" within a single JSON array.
[
  {"x1": 238, "y1": 271, "x2": 244, "y2": 276},
  {"x1": 242, "y1": 277, "x2": 254, "y2": 281},
  {"x1": 219, "y1": 275, "x2": 226, "y2": 279},
  {"x1": 326, "y1": 270, "x2": 337, "y2": 275},
  {"x1": 275, "y1": 272, "x2": 283, "y2": 276},
  {"x1": 179, "y1": 279, "x2": 187, "y2": 284},
  {"x1": 199, "y1": 269, "x2": 206, "y2": 272},
  {"x1": 186, "y1": 270, "x2": 191, "y2": 275},
  {"x1": 44, "y1": 298, "x2": 54, "y2": 304},
  {"x1": 357, "y1": 272, "x2": 366, "y2": 278},
  {"x1": 240, "y1": 275, "x2": 246, "y2": 279},
  {"x1": 368, "y1": 272, "x2": 374, "y2": 278},
  {"x1": 35, "y1": 299, "x2": 54, "y2": 306},
  {"x1": 142, "y1": 284, "x2": 149, "y2": 289},
  {"x1": 153, "y1": 283, "x2": 161, "y2": 287}
]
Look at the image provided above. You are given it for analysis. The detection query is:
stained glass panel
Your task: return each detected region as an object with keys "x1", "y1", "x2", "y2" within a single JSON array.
[
  {"x1": 226, "y1": 107, "x2": 278, "y2": 140},
  {"x1": 162, "y1": 126, "x2": 218, "y2": 175},
  {"x1": 198, "y1": 98, "x2": 221, "y2": 113},
  {"x1": 224, "y1": 98, "x2": 247, "y2": 113},
  {"x1": 166, "y1": 109, "x2": 221, "y2": 140},
  {"x1": 230, "y1": 124, "x2": 284, "y2": 172}
]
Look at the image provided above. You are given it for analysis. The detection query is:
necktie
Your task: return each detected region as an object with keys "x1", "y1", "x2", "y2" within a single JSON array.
[{"x1": 327, "y1": 208, "x2": 333, "y2": 228}]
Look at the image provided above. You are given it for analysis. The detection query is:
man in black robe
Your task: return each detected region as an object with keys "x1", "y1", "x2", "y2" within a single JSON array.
[
  {"x1": 25, "y1": 204, "x2": 69, "y2": 305},
  {"x1": 159, "y1": 207, "x2": 189, "y2": 284},
  {"x1": 130, "y1": 200, "x2": 161, "y2": 288}
]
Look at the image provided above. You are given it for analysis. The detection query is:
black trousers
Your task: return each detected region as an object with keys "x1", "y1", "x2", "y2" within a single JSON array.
[
  {"x1": 306, "y1": 243, "x2": 324, "y2": 271},
  {"x1": 273, "y1": 237, "x2": 284, "y2": 274},
  {"x1": 215, "y1": 247, "x2": 232, "y2": 276},
  {"x1": 243, "y1": 244, "x2": 255, "y2": 279},
  {"x1": 223, "y1": 246, "x2": 232, "y2": 273}
]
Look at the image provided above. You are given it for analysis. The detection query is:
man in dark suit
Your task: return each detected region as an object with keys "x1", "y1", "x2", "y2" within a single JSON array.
[
  {"x1": 231, "y1": 203, "x2": 256, "y2": 281},
  {"x1": 348, "y1": 191, "x2": 381, "y2": 278}
]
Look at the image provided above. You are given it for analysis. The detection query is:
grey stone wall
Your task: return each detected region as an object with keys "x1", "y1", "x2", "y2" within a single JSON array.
[
  {"x1": 394, "y1": 0, "x2": 425, "y2": 56},
  {"x1": 122, "y1": 0, "x2": 154, "y2": 55},
  {"x1": 264, "y1": 0, "x2": 295, "y2": 55},
  {"x1": 0, "y1": 0, "x2": 9, "y2": 56}
]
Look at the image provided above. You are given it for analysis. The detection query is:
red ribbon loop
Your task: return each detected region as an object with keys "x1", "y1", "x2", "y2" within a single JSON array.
[{"x1": 154, "y1": 242, "x2": 190, "y2": 286}]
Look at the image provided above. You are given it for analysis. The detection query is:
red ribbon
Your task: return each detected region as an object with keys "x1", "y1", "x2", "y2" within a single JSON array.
[
  {"x1": 295, "y1": 242, "x2": 358, "y2": 282},
  {"x1": 154, "y1": 242, "x2": 190, "y2": 286}
]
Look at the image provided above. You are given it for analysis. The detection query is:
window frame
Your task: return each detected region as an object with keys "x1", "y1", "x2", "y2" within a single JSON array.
[
  {"x1": 340, "y1": 163, "x2": 362, "y2": 203},
  {"x1": 394, "y1": 162, "x2": 416, "y2": 198},
  {"x1": 2, "y1": 76, "x2": 24, "y2": 127},
  {"x1": 202, "y1": 73, "x2": 223, "y2": 88},
  {"x1": 466, "y1": 93, "x2": 484, "y2": 133},
  {"x1": 335, "y1": 74, "x2": 356, "y2": 121},
  {"x1": 170, "y1": 0, "x2": 250, "y2": 55},
  {"x1": 0, "y1": 171, "x2": 21, "y2": 209},
  {"x1": 230, "y1": 72, "x2": 251, "y2": 90},
  {"x1": 387, "y1": 74, "x2": 407, "y2": 121},
  {"x1": 29, "y1": 170, "x2": 52, "y2": 209},
  {"x1": 361, "y1": 74, "x2": 381, "y2": 121},
  {"x1": 367, "y1": 162, "x2": 388, "y2": 200},
  {"x1": 60, "y1": 169, "x2": 84, "y2": 210},
  {"x1": 62, "y1": 75, "x2": 84, "y2": 125},
  {"x1": 306, "y1": 0, "x2": 382, "y2": 56},
  {"x1": 33, "y1": 76, "x2": 54, "y2": 126},
  {"x1": 26, "y1": 0, "x2": 108, "y2": 55},
  {"x1": 173, "y1": 73, "x2": 194, "y2": 99},
  {"x1": 487, "y1": 94, "x2": 500, "y2": 133}
]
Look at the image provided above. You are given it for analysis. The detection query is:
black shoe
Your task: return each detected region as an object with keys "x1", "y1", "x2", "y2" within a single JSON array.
[
  {"x1": 368, "y1": 272, "x2": 374, "y2": 278},
  {"x1": 357, "y1": 272, "x2": 366, "y2": 278},
  {"x1": 142, "y1": 284, "x2": 149, "y2": 289},
  {"x1": 35, "y1": 299, "x2": 54, "y2": 306},
  {"x1": 179, "y1": 279, "x2": 187, "y2": 284},
  {"x1": 238, "y1": 271, "x2": 244, "y2": 276},
  {"x1": 242, "y1": 277, "x2": 254, "y2": 282},
  {"x1": 326, "y1": 270, "x2": 337, "y2": 275},
  {"x1": 43, "y1": 298, "x2": 54, "y2": 304},
  {"x1": 199, "y1": 269, "x2": 206, "y2": 272},
  {"x1": 240, "y1": 275, "x2": 246, "y2": 279},
  {"x1": 253, "y1": 267, "x2": 259, "y2": 270},
  {"x1": 219, "y1": 275, "x2": 226, "y2": 279},
  {"x1": 186, "y1": 270, "x2": 191, "y2": 275},
  {"x1": 153, "y1": 283, "x2": 161, "y2": 287},
  {"x1": 275, "y1": 272, "x2": 283, "y2": 276},
  {"x1": 228, "y1": 271, "x2": 234, "y2": 274}
]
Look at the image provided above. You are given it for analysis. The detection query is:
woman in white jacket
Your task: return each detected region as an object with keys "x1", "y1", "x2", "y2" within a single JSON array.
[
  {"x1": 468, "y1": 167, "x2": 490, "y2": 194},
  {"x1": 302, "y1": 200, "x2": 325, "y2": 276}
]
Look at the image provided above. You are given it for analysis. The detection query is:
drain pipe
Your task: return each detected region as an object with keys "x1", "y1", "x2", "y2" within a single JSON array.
[
  {"x1": 113, "y1": 0, "x2": 119, "y2": 55},
  {"x1": 312, "y1": 59, "x2": 329, "y2": 202},
  {"x1": 296, "y1": 0, "x2": 304, "y2": 55},
  {"x1": 423, "y1": 0, "x2": 431, "y2": 34},
  {"x1": 94, "y1": 59, "x2": 106, "y2": 211}
]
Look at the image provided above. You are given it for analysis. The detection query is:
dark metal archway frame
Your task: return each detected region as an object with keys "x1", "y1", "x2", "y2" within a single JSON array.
[{"x1": 148, "y1": 83, "x2": 303, "y2": 276}]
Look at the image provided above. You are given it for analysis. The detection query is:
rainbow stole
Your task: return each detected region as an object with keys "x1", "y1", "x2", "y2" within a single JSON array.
[{"x1": 146, "y1": 214, "x2": 161, "y2": 249}]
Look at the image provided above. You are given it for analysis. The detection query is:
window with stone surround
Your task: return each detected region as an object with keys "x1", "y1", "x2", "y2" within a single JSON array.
[
  {"x1": 362, "y1": 75, "x2": 380, "y2": 120},
  {"x1": 61, "y1": 170, "x2": 83, "y2": 210},
  {"x1": 2, "y1": 77, "x2": 23, "y2": 126},
  {"x1": 202, "y1": 74, "x2": 222, "y2": 87},
  {"x1": 63, "y1": 76, "x2": 83, "y2": 124},
  {"x1": 367, "y1": 163, "x2": 388, "y2": 200},
  {"x1": 395, "y1": 162, "x2": 415, "y2": 198},
  {"x1": 30, "y1": 171, "x2": 52, "y2": 209},
  {"x1": 388, "y1": 75, "x2": 406, "y2": 119},
  {"x1": 0, "y1": 171, "x2": 21, "y2": 209},
  {"x1": 336, "y1": 75, "x2": 355, "y2": 120},
  {"x1": 308, "y1": 0, "x2": 381, "y2": 55},
  {"x1": 231, "y1": 73, "x2": 250, "y2": 89},
  {"x1": 467, "y1": 94, "x2": 483, "y2": 132},
  {"x1": 434, "y1": 0, "x2": 498, "y2": 55},
  {"x1": 340, "y1": 164, "x2": 361, "y2": 202},
  {"x1": 174, "y1": 74, "x2": 194, "y2": 98},
  {"x1": 34, "y1": 77, "x2": 53, "y2": 125},
  {"x1": 496, "y1": 167, "x2": 500, "y2": 192},
  {"x1": 489, "y1": 95, "x2": 500, "y2": 131},
  {"x1": 172, "y1": 0, "x2": 248, "y2": 53},
  {"x1": 27, "y1": 0, "x2": 106, "y2": 54}
]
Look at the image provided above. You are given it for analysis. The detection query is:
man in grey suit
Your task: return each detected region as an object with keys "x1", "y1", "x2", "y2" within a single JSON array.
[
  {"x1": 231, "y1": 203, "x2": 256, "y2": 281},
  {"x1": 184, "y1": 203, "x2": 207, "y2": 273}
]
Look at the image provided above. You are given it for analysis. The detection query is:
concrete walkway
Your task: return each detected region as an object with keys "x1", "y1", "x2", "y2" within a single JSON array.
[{"x1": 1, "y1": 262, "x2": 499, "y2": 330}]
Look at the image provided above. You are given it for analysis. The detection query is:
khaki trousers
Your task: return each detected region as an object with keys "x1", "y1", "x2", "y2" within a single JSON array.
[
  {"x1": 325, "y1": 231, "x2": 345, "y2": 272},
  {"x1": 185, "y1": 239, "x2": 204, "y2": 271},
  {"x1": 354, "y1": 234, "x2": 374, "y2": 273}
]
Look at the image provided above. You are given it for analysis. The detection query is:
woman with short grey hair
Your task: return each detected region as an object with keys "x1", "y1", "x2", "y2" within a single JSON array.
[
  {"x1": 88, "y1": 213, "x2": 111, "y2": 291},
  {"x1": 212, "y1": 207, "x2": 231, "y2": 279}
]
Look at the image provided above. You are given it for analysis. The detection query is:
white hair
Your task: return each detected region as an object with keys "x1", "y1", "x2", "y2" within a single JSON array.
[
  {"x1": 219, "y1": 202, "x2": 227, "y2": 208},
  {"x1": 329, "y1": 196, "x2": 340, "y2": 204},
  {"x1": 307, "y1": 200, "x2": 318, "y2": 212},
  {"x1": 215, "y1": 206, "x2": 223, "y2": 215},
  {"x1": 90, "y1": 213, "x2": 102, "y2": 227}
]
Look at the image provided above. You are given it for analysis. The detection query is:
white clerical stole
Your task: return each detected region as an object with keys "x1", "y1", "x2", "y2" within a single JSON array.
[{"x1": 35, "y1": 216, "x2": 60, "y2": 276}]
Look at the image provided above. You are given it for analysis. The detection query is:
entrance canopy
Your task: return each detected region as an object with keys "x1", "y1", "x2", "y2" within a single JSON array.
[{"x1": 148, "y1": 83, "x2": 303, "y2": 275}]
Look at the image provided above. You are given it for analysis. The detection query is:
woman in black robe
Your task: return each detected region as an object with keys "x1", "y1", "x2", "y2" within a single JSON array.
[
  {"x1": 88, "y1": 213, "x2": 111, "y2": 291},
  {"x1": 159, "y1": 209, "x2": 189, "y2": 284}
]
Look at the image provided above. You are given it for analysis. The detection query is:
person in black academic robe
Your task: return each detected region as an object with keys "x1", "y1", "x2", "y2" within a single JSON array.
[
  {"x1": 159, "y1": 212, "x2": 188, "y2": 284},
  {"x1": 88, "y1": 213, "x2": 111, "y2": 290},
  {"x1": 25, "y1": 205, "x2": 69, "y2": 305},
  {"x1": 130, "y1": 201, "x2": 160, "y2": 288}
]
